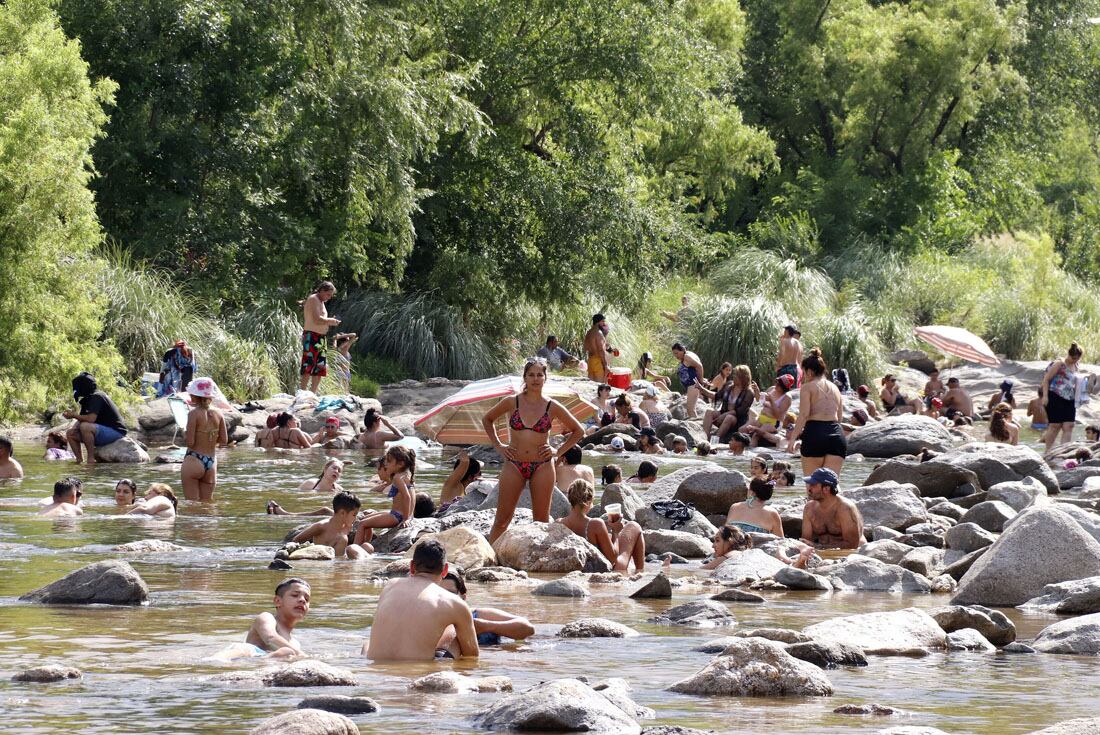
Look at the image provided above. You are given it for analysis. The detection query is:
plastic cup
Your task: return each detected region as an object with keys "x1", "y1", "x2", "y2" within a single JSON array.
[{"x1": 605, "y1": 503, "x2": 622, "y2": 522}]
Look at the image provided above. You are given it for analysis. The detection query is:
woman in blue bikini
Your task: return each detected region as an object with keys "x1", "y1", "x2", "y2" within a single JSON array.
[
  {"x1": 724, "y1": 477, "x2": 784, "y2": 537},
  {"x1": 181, "y1": 378, "x2": 228, "y2": 502},
  {"x1": 481, "y1": 358, "x2": 584, "y2": 543}
]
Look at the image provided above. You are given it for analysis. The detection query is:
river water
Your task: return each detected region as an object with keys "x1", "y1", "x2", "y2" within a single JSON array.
[{"x1": 0, "y1": 440, "x2": 1095, "y2": 735}]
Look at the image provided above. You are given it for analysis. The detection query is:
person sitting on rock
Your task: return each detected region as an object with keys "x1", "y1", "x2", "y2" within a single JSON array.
[
  {"x1": 855, "y1": 385, "x2": 881, "y2": 420},
  {"x1": 923, "y1": 369, "x2": 945, "y2": 408},
  {"x1": 43, "y1": 432, "x2": 74, "y2": 462},
  {"x1": 743, "y1": 374, "x2": 794, "y2": 447},
  {"x1": 439, "y1": 568, "x2": 535, "y2": 644},
  {"x1": 259, "y1": 412, "x2": 313, "y2": 449},
  {"x1": 64, "y1": 372, "x2": 128, "y2": 466},
  {"x1": 536, "y1": 335, "x2": 577, "y2": 371},
  {"x1": 879, "y1": 374, "x2": 922, "y2": 415},
  {"x1": 217, "y1": 578, "x2": 310, "y2": 660},
  {"x1": 125, "y1": 482, "x2": 178, "y2": 519},
  {"x1": 353, "y1": 446, "x2": 416, "y2": 548},
  {"x1": 725, "y1": 477, "x2": 784, "y2": 537},
  {"x1": 799, "y1": 468, "x2": 863, "y2": 549},
  {"x1": 628, "y1": 460, "x2": 659, "y2": 484},
  {"x1": 364, "y1": 540, "x2": 479, "y2": 661},
  {"x1": 0, "y1": 436, "x2": 23, "y2": 479},
  {"x1": 311, "y1": 417, "x2": 347, "y2": 445},
  {"x1": 638, "y1": 385, "x2": 670, "y2": 426},
  {"x1": 612, "y1": 394, "x2": 650, "y2": 429},
  {"x1": 701, "y1": 525, "x2": 753, "y2": 570},
  {"x1": 988, "y1": 402, "x2": 1020, "y2": 446},
  {"x1": 941, "y1": 377, "x2": 975, "y2": 419},
  {"x1": 39, "y1": 478, "x2": 83, "y2": 517},
  {"x1": 357, "y1": 408, "x2": 404, "y2": 449},
  {"x1": 558, "y1": 480, "x2": 645, "y2": 572},
  {"x1": 291, "y1": 490, "x2": 369, "y2": 559},
  {"x1": 555, "y1": 445, "x2": 594, "y2": 490}
]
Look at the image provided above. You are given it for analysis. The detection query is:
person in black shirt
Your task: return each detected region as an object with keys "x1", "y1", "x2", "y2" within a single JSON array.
[{"x1": 64, "y1": 372, "x2": 128, "y2": 465}]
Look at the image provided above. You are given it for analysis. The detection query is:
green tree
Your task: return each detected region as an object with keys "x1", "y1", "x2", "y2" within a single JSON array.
[{"x1": 0, "y1": 0, "x2": 121, "y2": 420}]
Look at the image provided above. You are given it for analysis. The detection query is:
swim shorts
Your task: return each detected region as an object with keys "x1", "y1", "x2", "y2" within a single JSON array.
[
  {"x1": 777, "y1": 364, "x2": 801, "y2": 387},
  {"x1": 799, "y1": 420, "x2": 847, "y2": 458},
  {"x1": 93, "y1": 424, "x2": 125, "y2": 447},
  {"x1": 300, "y1": 331, "x2": 328, "y2": 377}
]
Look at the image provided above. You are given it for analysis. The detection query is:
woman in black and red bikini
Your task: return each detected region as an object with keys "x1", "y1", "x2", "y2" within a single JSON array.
[{"x1": 481, "y1": 357, "x2": 584, "y2": 543}]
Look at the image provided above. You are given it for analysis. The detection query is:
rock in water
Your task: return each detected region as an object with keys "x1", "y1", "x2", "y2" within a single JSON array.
[
  {"x1": 648, "y1": 600, "x2": 737, "y2": 627},
  {"x1": 785, "y1": 640, "x2": 868, "y2": 669},
  {"x1": 929, "y1": 605, "x2": 1015, "y2": 647},
  {"x1": 945, "y1": 628, "x2": 996, "y2": 652},
  {"x1": 1026, "y1": 718, "x2": 1100, "y2": 734},
  {"x1": 472, "y1": 678, "x2": 642, "y2": 734},
  {"x1": 642, "y1": 529, "x2": 712, "y2": 558},
  {"x1": 864, "y1": 459, "x2": 981, "y2": 499},
  {"x1": 944, "y1": 523, "x2": 997, "y2": 553},
  {"x1": 94, "y1": 436, "x2": 150, "y2": 463},
  {"x1": 479, "y1": 484, "x2": 572, "y2": 519},
  {"x1": 842, "y1": 482, "x2": 929, "y2": 531},
  {"x1": 846, "y1": 415, "x2": 955, "y2": 458},
  {"x1": 634, "y1": 506, "x2": 718, "y2": 538},
  {"x1": 598, "y1": 483, "x2": 645, "y2": 520},
  {"x1": 733, "y1": 628, "x2": 813, "y2": 645},
  {"x1": 404, "y1": 526, "x2": 496, "y2": 570},
  {"x1": 823, "y1": 556, "x2": 932, "y2": 593},
  {"x1": 297, "y1": 696, "x2": 379, "y2": 715},
  {"x1": 1032, "y1": 612, "x2": 1100, "y2": 654},
  {"x1": 558, "y1": 618, "x2": 640, "y2": 638},
  {"x1": 859, "y1": 540, "x2": 915, "y2": 566},
  {"x1": 112, "y1": 539, "x2": 186, "y2": 553},
  {"x1": 267, "y1": 661, "x2": 358, "y2": 687},
  {"x1": 712, "y1": 549, "x2": 786, "y2": 584},
  {"x1": 986, "y1": 478, "x2": 1047, "y2": 511},
  {"x1": 1019, "y1": 576, "x2": 1100, "y2": 615},
  {"x1": 958, "y1": 501, "x2": 1016, "y2": 533},
  {"x1": 12, "y1": 664, "x2": 82, "y2": 682},
  {"x1": 288, "y1": 544, "x2": 336, "y2": 561},
  {"x1": 668, "y1": 638, "x2": 833, "y2": 696},
  {"x1": 937, "y1": 442, "x2": 1059, "y2": 494},
  {"x1": 710, "y1": 588, "x2": 766, "y2": 603},
  {"x1": 673, "y1": 469, "x2": 748, "y2": 515},
  {"x1": 802, "y1": 608, "x2": 947, "y2": 656},
  {"x1": 493, "y1": 523, "x2": 612, "y2": 573},
  {"x1": 19, "y1": 560, "x2": 148, "y2": 605},
  {"x1": 952, "y1": 506, "x2": 1100, "y2": 606},
  {"x1": 249, "y1": 709, "x2": 359, "y2": 735},
  {"x1": 629, "y1": 573, "x2": 673, "y2": 599},
  {"x1": 532, "y1": 578, "x2": 590, "y2": 598}
]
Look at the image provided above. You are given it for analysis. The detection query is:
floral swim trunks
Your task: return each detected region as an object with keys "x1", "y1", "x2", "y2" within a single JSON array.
[{"x1": 300, "y1": 331, "x2": 328, "y2": 377}]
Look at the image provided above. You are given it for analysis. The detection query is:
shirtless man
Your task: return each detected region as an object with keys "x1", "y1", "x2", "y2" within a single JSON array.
[
  {"x1": 855, "y1": 385, "x2": 881, "y2": 419},
  {"x1": 799, "y1": 468, "x2": 863, "y2": 549},
  {"x1": 776, "y1": 325, "x2": 803, "y2": 387},
  {"x1": 300, "y1": 281, "x2": 341, "y2": 393},
  {"x1": 584, "y1": 313, "x2": 614, "y2": 383},
  {"x1": 1027, "y1": 387, "x2": 1049, "y2": 431},
  {"x1": 40, "y1": 478, "x2": 83, "y2": 517},
  {"x1": 312, "y1": 417, "x2": 345, "y2": 445},
  {"x1": 216, "y1": 578, "x2": 310, "y2": 660},
  {"x1": 941, "y1": 377, "x2": 974, "y2": 419},
  {"x1": 555, "y1": 445, "x2": 593, "y2": 490},
  {"x1": 364, "y1": 540, "x2": 479, "y2": 661},
  {"x1": 291, "y1": 491, "x2": 369, "y2": 559},
  {"x1": 0, "y1": 437, "x2": 24, "y2": 479}
]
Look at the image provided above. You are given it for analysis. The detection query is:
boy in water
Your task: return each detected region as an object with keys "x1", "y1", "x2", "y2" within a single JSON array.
[
  {"x1": 291, "y1": 491, "x2": 369, "y2": 559},
  {"x1": 218, "y1": 578, "x2": 311, "y2": 660}
]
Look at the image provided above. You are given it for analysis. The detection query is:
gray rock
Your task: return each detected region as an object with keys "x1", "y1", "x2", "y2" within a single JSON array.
[
  {"x1": 649, "y1": 600, "x2": 737, "y2": 627},
  {"x1": 803, "y1": 608, "x2": 947, "y2": 655},
  {"x1": 938, "y1": 442, "x2": 1059, "y2": 494},
  {"x1": 692, "y1": 636, "x2": 742, "y2": 653},
  {"x1": 930, "y1": 605, "x2": 1016, "y2": 647},
  {"x1": 642, "y1": 529, "x2": 711, "y2": 558},
  {"x1": 94, "y1": 436, "x2": 149, "y2": 463},
  {"x1": 833, "y1": 703, "x2": 904, "y2": 715},
  {"x1": 267, "y1": 661, "x2": 358, "y2": 687},
  {"x1": 899, "y1": 546, "x2": 945, "y2": 579},
  {"x1": 467, "y1": 566, "x2": 528, "y2": 583},
  {"x1": 493, "y1": 522, "x2": 612, "y2": 573},
  {"x1": 1056, "y1": 465, "x2": 1100, "y2": 491},
  {"x1": 410, "y1": 671, "x2": 512, "y2": 693},
  {"x1": 876, "y1": 728, "x2": 951, "y2": 735},
  {"x1": 673, "y1": 469, "x2": 748, "y2": 516},
  {"x1": 472, "y1": 678, "x2": 642, "y2": 734},
  {"x1": 842, "y1": 482, "x2": 928, "y2": 531},
  {"x1": 944, "y1": 522, "x2": 997, "y2": 553},
  {"x1": 638, "y1": 463, "x2": 724, "y2": 502},
  {"x1": 943, "y1": 546, "x2": 989, "y2": 581},
  {"x1": 297, "y1": 696, "x2": 380, "y2": 715},
  {"x1": 710, "y1": 588, "x2": 766, "y2": 603},
  {"x1": 786, "y1": 640, "x2": 868, "y2": 668},
  {"x1": 641, "y1": 728, "x2": 715, "y2": 735},
  {"x1": 872, "y1": 526, "x2": 903, "y2": 541},
  {"x1": 959, "y1": 501, "x2": 1016, "y2": 533},
  {"x1": 987, "y1": 478, "x2": 1047, "y2": 511},
  {"x1": 635, "y1": 506, "x2": 717, "y2": 538},
  {"x1": 599, "y1": 483, "x2": 645, "y2": 520},
  {"x1": 890, "y1": 349, "x2": 936, "y2": 373},
  {"x1": 533, "y1": 578, "x2": 590, "y2": 598},
  {"x1": 591, "y1": 678, "x2": 655, "y2": 720},
  {"x1": 865, "y1": 458, "x2": 982, "y2": 499},
  {"x1": 249, "y1": 709, "x2": 359, "y2": 735},
  {"x1": 480, "y1": 484, "x2": 571, "y2": 518},
  {"x1": 1027, "y1": 718, "x2": 1100, "y2": 734},
  {"x1": 953, "y1": 506, "x2": 1100, "y2": 606},
  {"x1": 733, "y1": 628, "x2": 813, "y2": 644},
  {"x1": 630, "y1": 573, "x2": 673, "y2": 599},
  {"x1": 1051, "y1": 503, "x2": 1100, "y2": 544},
  {"x1": 558, "y1": 618, "x2": 640, "y2": 638},
  {"x1": 945, "y1": 628, "x2": 996, "y2": 652},
  {"x1": 369, "y1": 517, "x2": 443, "y2": 554},
  {"x1": 1019, "y1": 576, "x2": 1100, "y2": 615},
  {"x1": 773, "y1": 566, "x2": 832, "y2": 591},
  {"x1": 112, "y1": 539, "x2": 186, "y2": 553},
  {"x1": 1003, "y1": 642, "x2": 1036, "y2": 653},
  {"x1": 712, "y1": 549, "x2": 787, "y2": 585},
  {"x1": 823, "y1": 555, "x2": 932, "y2": 593},
  {"x1": 846, "y1": 415, "x2": 956, "y2": 458},
  {"x1": 1033, "y1": 612, "x2": 1100, "y2": 654},
  {"x1": 859, "y1": 540, "x2": 912, "y2": 565},
  {"x1": 587, "y1": 422, "x2": 643, "y2": 446},
  {"x1": 19, "y1": 560, "x2": 148, "y2": 605},
  {"x1": 669, "y1": 638, "x2": 833, "y2": 696},
  {"x1": 12, "y1": 664, "x2": 81, "y2": 683},
  {"x1": 927, "y1": 501, "x2": 966, "y2": 521}
]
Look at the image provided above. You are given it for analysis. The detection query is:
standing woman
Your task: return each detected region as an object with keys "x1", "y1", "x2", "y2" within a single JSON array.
[
  {"x1": 671, "y1": 342, "x2": 713, "y2": 419},
  {"x1": 181, "y1": 378, "x2": 228, "y2": 502},
  {"x1": 786, "y1": 348, "x2": 846, "y2": 477},
  {"x1": 1042, "y1": 343, "x2": 1084, "y2": 453},
  {"x1": 481, "y1": 358, "x2": 584, "y2": 542}
]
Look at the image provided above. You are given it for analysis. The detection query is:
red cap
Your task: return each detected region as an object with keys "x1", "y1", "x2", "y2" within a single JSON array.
[
  {"x1": 857, "y1": 385, "x2": 870, "y2": 397},
  {"x1": 325, "y1": 417, "x2": 340, "y2": 426},
  {"x1": 777, "y1": 374, "x2": 795, "y2": 390}
]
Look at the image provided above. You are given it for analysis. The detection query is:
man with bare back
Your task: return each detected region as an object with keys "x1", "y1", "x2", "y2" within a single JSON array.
[
  {"x1": 300, "y1": 281, "x2": 341, "y2": 393},
  {"x1": 800, "y1": 468, "x2": 863, "y2": 549},
  {"x1": 776, "y1": 325, "x2": 803, "y2": 387},
  {"x1": 584, "y1": 313, "x2": 614, "y2": 383}
]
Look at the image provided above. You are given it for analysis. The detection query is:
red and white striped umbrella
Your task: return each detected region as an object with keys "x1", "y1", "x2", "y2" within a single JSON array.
[
  {"x1": 914, "y1": 325, "x2": 1000, "y2": 367},
  {"x1": 414, "y1": 375, "x2": 598, "y2": 445}
]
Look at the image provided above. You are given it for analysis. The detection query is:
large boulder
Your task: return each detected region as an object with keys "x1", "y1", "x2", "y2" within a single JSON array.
[
  {"x1": 94, "y1": 436, "x2": 149, "y2": 463},
  {"x1": 864, "y1": 459, "x2": 981, "y2": 499},
  {"x1": 653, "y1": 419, "x2": 706, "y2": 449},
  {"x1": 1051, "y1": 503, "x2": 1100, "y2": 544},
  {"x1": 1056, "y1": 465, "x2": 1100, "y2": 491},
  {"x1": 599, "y1": 483, "x2": 645, "y2": 520},
  {"x1": 480, "y1": 485, "x2": 571, "y2": 519},
  {"x1": 638, "y1": 463, "x2": 725, "y2": 503},
  {"x1": 249, "y1": 710, "x2": 359, "y2": 735},
  {"x1": 266, "y1": 661, "x2": 358, "y2": 687},
  {"x1": 1028, "y1": 718, "x2": 1100, "y2": 734},
  {"x1": 472, "y1": 678, "x2": 642, "y2": 734},
  {"x1": 635, "y1": 505, "x2": 717, "y2": 538},
  {"x1": 937, "y1": 443, "x2": 1059, "y2": 494},
  {"x1": 587, "y1": 423, "x2": 643, "y2": 446},
  {"x1": 642, "y1": 529, "x2": 711, "y2": 558},
  {"x1": 946, "y1": 628, "x2": 996, "y2": 652},
  {"x1": 929, "y1": 605, "x2": 1016, "y2": 647},
  {"x1": 712, "y1": 549, "x2": 787, "y2": 585},
  {"x1": 958, "y1": 501, "x2": 1016, "y2": 533},
  {"x1": 673, "y1": 469, "x2": 748, "y2": 516},
  {"x1": 1032, "y1": 612, "x2": 1100, "y2": 654},
  {"x1": 822, "y1": 556, "x2": 932, "y2": 593},
  {"x1": 785, "y1": 640, "x2": 867, "y2": 669},
  {"x1": 668, "y1": 638, "x2": 833, "y2": 696},
  {"x1": 404, "y1": 527, "x2": 496, "y2": 571},
  {"x1": 649, "y1": 600, "x2": 737, "y2": 627},
  {"x1": 296, "y1": 696, "x2": 380, "y2": 715},
  {"x1": 558, "y1": 618, "x2": 640, "y2": 638},
  {"x1": 533, "y1": 578, "x2": 589, "y2": 598},
  {"x1": 952, "y1": 506, "x2": 1100, "y2": 606},
  {"x1": 846, "y1": 415, "x2": 955, "y2": 458},
  {"x1": 899, "y1": 546, "x2": 945, "y2": 579},
  {"x1": 19, "y1": 560, "x2": 148, "y2": 605},
  {"x1": 842, "y1": 482, "x2": 928, "y2": 531},
  {"x1": 369, "y1": 517, "x2": 442, "y2": 554},
  {"x1": 1020, "y1": 576, "x2": 1100, "y2": 615},
  {"x1": 858, "y1": 539, "x2": 913, "y2": 566},
  {"x1": 493, "y1": 522, "x2": 612, "y2": 573},
  {"x1": 803, "y1": 608, "x2": 947, "y2": 655},
  {"x1": 773, "y1": 566, "x2": 831, "y2": 591}
]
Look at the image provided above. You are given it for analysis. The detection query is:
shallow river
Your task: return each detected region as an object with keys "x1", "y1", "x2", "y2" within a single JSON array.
[{"x1": 0, "y1": 440, "x2": 1094, "y2": 735}]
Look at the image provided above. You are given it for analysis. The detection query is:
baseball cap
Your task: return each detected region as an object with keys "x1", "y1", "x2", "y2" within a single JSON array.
[
  {"x1": 325, "y1": 417, "x2": 340, "y2": 426},
  {"x1": 803, "y1": 467, "x2": 839, "y2": 487},
  {"x1": 777, "y1": 374, "x2": 795, "y2": 390},
  {"x1": 610, "y1": 436, "x2": 625, "y2": 450},
  {"x1": 857, "y1": 384, "x2": 870, "y2": 397}
]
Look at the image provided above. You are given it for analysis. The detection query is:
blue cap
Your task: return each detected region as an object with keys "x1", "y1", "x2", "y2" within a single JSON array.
[{"x1": 803, "y1": 468, "x2": 839, "y2": 487}]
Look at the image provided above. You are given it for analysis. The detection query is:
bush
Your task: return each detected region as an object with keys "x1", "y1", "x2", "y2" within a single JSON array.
[
  {"x1": 807, "y1": 300, "x2": 884, "y2": 389},
  {"x1": 710, "y1": 246, "x2": 835, "y2": 320},
  {"x1": 687, "y1": 296, "x2": 789, "y2": 384}
]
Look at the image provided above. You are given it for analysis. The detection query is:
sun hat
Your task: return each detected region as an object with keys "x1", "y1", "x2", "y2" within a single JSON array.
[
  {"x1": 186, "y1": 377, "x2": 216, "y2": 398},
  {"x1": 803, "y1": 467, "x2": 839, "y2": 487},
  {"x1": 610, "y1": 436, "x2": 625, "y2": 450}
]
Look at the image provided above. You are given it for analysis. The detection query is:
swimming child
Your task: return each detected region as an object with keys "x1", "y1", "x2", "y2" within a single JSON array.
[
  {"x1": 749, "y1": 456, "x2": 768, "y2": 481},
  {"x1": 352, "y1": 446, "x2": 415, "y2": 549},
  {"x1": 291, "y1": 491, "x2": 369, "y2": 559},
  {"x1": 217, "y1": 578, "x2": 311, "y2": 660}
]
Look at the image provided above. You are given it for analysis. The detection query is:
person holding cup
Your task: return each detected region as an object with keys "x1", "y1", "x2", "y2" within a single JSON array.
[{"x1": 558, "y1": 480, "x2": 645, "y2": 572}]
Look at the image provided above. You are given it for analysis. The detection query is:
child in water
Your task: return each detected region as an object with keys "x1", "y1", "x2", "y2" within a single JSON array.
[
  {"x1": 291, "y1": 491, "x2": 369, "y2": 559},
  {"x1": 353, "y1": 446, "x2": 415, "y2": 550},
  {"x1": 216, "y1": 578, "x2": 311, "y2": 660}
]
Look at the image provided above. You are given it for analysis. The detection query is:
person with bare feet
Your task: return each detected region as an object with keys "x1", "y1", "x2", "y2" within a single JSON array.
[
  {"x1": 584, "y1": 313, "x2": 615, "y2": 383},
  {"x1": 218, "y1": 578, "x2": 311, "y2": 659},
  {"x1": 439, "y1": 568, "x2": 535, "y2": 645},
  {"x1": 744, "y1": 374, "x2": 794, "y2": 447},
  {"x1": 776, "y1": 325, "x2": 803, "y2": 387},
  {"x1": 0, "y1": 437, "x2": 23, "y2": 479},
  {"x1": 39, "y1": 478, "x2": 83, "y2": 517},
  {"x1": 352, "y1": 446, "x2": 416, "y2": 548},
  {"x1": 299, "y1": 281, "x2": 341, "y2": 393},
  {"x1": 64, "y1": 372, "x2": 128, "y2": 466},
  {"x1": 800, "y1": 468, "x2": 863, "y2": 549},
  {"x1": 291, "y1": 491, "x2": 369, "y2": 559},
  {"x1": 558, "y1": 480, "x2": 645, "y2": 572},
  {"x1": 365, "y1": 540, "x2": 479, "y2": 661},
  {"x1": 671, "y1": 342, "x2": 713, "y2": 419},
  {"x1": 181, "y1": 378, "x2": 228, "y2": 502}
]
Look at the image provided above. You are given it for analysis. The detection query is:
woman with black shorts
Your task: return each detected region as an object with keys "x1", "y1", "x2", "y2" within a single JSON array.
[
  {"x1": 786, "y1": 348, "x2": 846, "y2": 477},
  {"x1": 1042, "y1": 342, "x2": 1084, "y2": 454}
]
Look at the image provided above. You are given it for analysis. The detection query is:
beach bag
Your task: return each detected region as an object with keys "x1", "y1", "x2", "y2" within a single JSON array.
[{"x1": 650, "y1": 499, "x2": 696, "y2": 530}]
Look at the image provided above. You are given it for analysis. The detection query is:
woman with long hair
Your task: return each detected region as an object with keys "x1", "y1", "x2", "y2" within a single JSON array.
[
  {"x1": 786, "y1": 348, "x2": 846, "y2": 477},
  {"x1": 988, "y1": 402, "x2": 1019, "y2": 445},
  {"x1": 181, "y1": 378, "x2": 228, "y2": 501},
  {"x1": 704, "y1": 364, "x2": 760, "y2": 440},
  {"x1": 127, "y1": 483, "x2": 178, "y2": 519},
  {"x1": 1042, "y1": 343, "x2": 1085, "y2": 453},
  {"x1": 635, "y1": 353, "x2": 671, "y2": 390},
  {"x1": 481, "y1": 358, "x2": 584, "y2": 542}
]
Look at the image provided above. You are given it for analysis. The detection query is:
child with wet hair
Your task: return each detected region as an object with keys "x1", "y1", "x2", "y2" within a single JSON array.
[
  {"x1": 353, "y1": 446, "x2": 416, "y2": 547},
  {"x1": 292, "y1": 491, "x2": 369, "y2": 559},
  {"x1": 217, "y1": 578, "x2": 311, "y2": 660}
]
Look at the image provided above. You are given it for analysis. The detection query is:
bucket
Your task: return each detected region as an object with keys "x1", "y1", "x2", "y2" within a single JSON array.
[{"x1": 607, "y1": 367, "x2": 631, "y2": 390}]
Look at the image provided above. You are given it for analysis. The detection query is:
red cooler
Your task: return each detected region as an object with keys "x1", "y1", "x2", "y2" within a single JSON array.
[{"x1": 607, "y1": 367, "x2": 632, "y2": 389}]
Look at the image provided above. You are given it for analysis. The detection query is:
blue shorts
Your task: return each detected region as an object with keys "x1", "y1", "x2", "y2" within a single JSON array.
[{"x1": 93, "y1": 425, "x2": 125, "y2": 446}]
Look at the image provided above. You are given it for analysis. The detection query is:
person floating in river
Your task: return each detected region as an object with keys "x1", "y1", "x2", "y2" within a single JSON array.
[
  {"x1": 352, "y1": 445, "x2": 416, "y2": 549},
  {"x1": 114, "y1": 479, "x2": 138, "y2": 507},
  {"x1": 218, "y1": 578, "x2": 311, "y2": 660},
  {"x1": 293, "y1": 490, "x2": 369, "y2": 559},
  {"x1": 126, "y1": 483, "x2": 177, "y2": 518}
]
